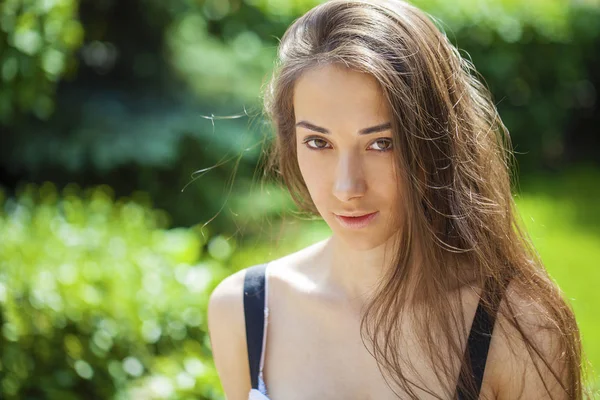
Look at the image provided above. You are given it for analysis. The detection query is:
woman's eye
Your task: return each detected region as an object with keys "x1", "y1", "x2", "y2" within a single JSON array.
[
  {"x1": 304, "y1": 138, "x2": 331, "y2": 150},
  {"x1": 369, "y1": 138, "x2": 393, "y2": 152}
]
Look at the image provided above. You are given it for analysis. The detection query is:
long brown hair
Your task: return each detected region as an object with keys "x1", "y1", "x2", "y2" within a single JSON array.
[{"x1": 260, "y1": 0, "x2": 586, "y2": 398}]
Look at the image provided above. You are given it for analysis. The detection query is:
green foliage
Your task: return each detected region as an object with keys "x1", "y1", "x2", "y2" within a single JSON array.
[
  {"x1": 0, "y1": 182, "x2": 234, "y2": 399},
  {"x1": 166, "y1": 12, "x2": 276, "y2": 106},
  {"x1": 0, "y1": 0, "x2": 84, "y2": 124}
]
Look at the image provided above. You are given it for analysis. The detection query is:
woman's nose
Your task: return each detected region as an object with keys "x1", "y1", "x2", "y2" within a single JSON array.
[{"x1": 333, "y1": 153, "x2": 367, "y2": 202}]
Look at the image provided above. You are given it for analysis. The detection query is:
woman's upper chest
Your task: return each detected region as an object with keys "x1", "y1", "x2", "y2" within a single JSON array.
[{"x1": 261, "y1": 269, "x2": 455, "y2": 399}]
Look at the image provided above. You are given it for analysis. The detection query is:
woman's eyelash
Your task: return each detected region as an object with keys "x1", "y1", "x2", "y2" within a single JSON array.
[{"x1": 302, "y1": 137, "x2": 393, "y2": 152}]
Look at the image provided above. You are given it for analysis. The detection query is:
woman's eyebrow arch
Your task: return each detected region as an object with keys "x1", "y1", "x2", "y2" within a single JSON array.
[{"x1": 295, "y1": 121, "x2": 392, "y2": 135}]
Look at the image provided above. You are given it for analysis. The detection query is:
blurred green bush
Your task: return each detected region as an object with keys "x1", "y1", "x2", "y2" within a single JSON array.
[
  {"x1": 0, "y1": 182, "x2": 236, "y2": 399},
  {"x1": 0, "y1": 0, "x2": 84, "y2": 123}
]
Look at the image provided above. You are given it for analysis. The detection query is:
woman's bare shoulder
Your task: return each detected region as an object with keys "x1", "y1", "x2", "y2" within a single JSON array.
[
  {"x1": 209, "y1": 238, "x2": 328, "y2": 306},
  {"x1": 265, "y1": 238, "x2": 330, "y2": 284}
]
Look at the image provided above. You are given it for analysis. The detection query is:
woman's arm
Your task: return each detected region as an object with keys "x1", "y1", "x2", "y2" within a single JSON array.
[
  {"x1": 208, "y1": 269, "x2": 253, "y2": 400},
  {"x1": 488, "y1": 285, "x2": 573, "y2": 400}
]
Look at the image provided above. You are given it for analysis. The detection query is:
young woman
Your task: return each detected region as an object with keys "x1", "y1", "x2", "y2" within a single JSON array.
[{"x1": 208, "y1": 0, "x2": 586, "y2": 399}]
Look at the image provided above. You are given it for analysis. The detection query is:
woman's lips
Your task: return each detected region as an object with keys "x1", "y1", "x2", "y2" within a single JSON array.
[{"x1": 334, "y1": 211, "x2": 379, "y2": 229}]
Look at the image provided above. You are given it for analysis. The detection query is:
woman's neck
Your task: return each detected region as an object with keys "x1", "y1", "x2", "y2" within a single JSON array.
[{"x1": 310, "y1": 232, "x2": 404, "y2": 305}]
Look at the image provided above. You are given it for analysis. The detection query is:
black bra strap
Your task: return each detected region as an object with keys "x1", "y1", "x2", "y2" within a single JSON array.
[
  {"x1": 243, "y1": 263, "x2": 268, "y2": 390},
  {"x1": 456, "y1": 277, "x2": 507, "y2": 399}
]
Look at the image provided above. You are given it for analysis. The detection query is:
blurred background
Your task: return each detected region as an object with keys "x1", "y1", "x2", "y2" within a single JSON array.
[{"x1": 0, "y1": 0, "x2": 599, "y2": 398}]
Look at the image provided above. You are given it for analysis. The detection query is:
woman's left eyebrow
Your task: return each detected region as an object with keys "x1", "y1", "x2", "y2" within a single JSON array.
[{"x1": 295, "y1": 121, "x2": 392, "y2": 135}]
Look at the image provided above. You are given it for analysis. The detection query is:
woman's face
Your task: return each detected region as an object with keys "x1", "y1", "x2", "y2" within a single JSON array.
[{"x1": 293, "y1": 64, "x2": 402, "y2": 250}]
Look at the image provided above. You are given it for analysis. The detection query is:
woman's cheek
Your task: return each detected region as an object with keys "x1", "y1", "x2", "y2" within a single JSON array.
[{"x1": 298, "y1": 153, "x2": 331, "y2": 205}]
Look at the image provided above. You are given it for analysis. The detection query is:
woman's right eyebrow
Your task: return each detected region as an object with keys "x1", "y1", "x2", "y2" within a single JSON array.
[{"x1": 295, "y1": 121, "x2": 391, "y2": 135}]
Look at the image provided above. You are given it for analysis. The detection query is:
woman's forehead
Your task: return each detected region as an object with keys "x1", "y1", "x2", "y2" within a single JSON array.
[{"x1": 293, "y1": 65, "x2": 391, "y2": 125}]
